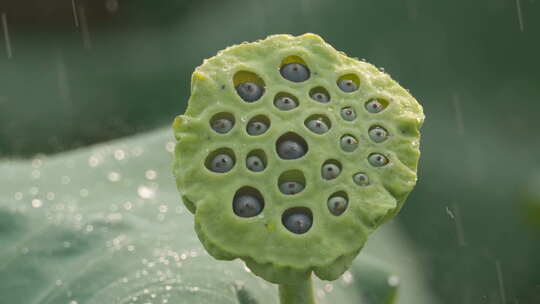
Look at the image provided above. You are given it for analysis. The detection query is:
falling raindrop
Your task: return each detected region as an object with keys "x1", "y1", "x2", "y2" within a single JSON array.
[
  {"x1": 137, "y1": 185, "x2": 156, "y2": 199},
  {"x1": 387, "y1": 275, "x2": 400, "y2": 287},
  {"x1": 108, "y1": 171, "x2": 121, "y2": 182},
  {"x1": 166, "y1": 141, "x2": 175, "y2": 153},
  {"x1": 88, "y1": 155, "x2": 100, "y2": 167},
  {"x1": 112, "y1": 150, "x2": 124, "y2": 160},
  {"x1": 31, "y1": 199, "x2": 43, "y2": 208},
  {"x1": 145, "y1": 170, "x2": 157, "y2": 180}
]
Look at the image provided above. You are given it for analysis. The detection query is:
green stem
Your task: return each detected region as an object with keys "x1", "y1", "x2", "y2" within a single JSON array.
[{"x1": 278, "y1": 275, "x2": 316, "y2": 304}]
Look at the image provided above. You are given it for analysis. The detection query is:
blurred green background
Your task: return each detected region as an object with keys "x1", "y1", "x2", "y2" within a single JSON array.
[{"x1": 1, "y1": 0, "x2": 539, "y2": 303}]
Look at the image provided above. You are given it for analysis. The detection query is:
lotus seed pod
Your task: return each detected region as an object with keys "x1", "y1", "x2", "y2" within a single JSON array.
[{"x1": 173, "y1": 33, "x2": 424, "y2": 285}]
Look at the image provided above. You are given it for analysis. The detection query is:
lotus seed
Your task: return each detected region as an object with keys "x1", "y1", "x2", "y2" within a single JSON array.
[
  {"x1": 353, "y1": 173, "x2": 369, "y2": 186},
  {"x1": 365, "y1": 99, "x2": 385, "y2": 113},
  {"x1": 233, "y1": 195, "x2": 263, "y2": 217},
  {"x1": 279, "y1": 182, "x2": 305, "y2": 195},
  {"x1": 211, "y1": 118, "x2": 233, "y2": 134},
  {"x1": 327, "y1": 196, "x2": 348, "y2": 216},
  {"x1": 322, "y1": 163, "x2": 340, "y2": 180},
  {"x1": 235, "y1": 82, "x2": 264, "y2": 102},
  {"x1": 246, "y1": 155, "x2": 265, "y2": 172},
  {"x1": 280, "y1": 63, "x2": 310, "y2": 82},
  {"x1": 369, "y1": 126, "x2": 388, "y2": 143},
  {"x1": 340, "y1": 107, "x2": 356, "y2": 121},
  {"x1": 283, "y1": 213, "x2": 312, "y2": 234},
  {"x1": 368, "y1": 153, "x2": 389, "y2": 167},
  {"x1": 310, "y1": 91, "x2": 330, "y2": 103},
  {"x1": 306, "y1": 118, "x2": 329, "y2": 134},
  {"x1": 247, "y1": 121, "x2": 268, "y2": 136},
  {"x1": 274, "y1": 96, "x2": 298, "y2": 111},
  {"x1": 210, "y1": 154, "x2": 234, "y2": 173},
  {"x1": 338, "y1": 79, "x2": 358, "y2": 92},
  {"x1": 340, "y1": 135, "x2": 358, "y2": 152},
  {"x1": 277, "y1": 140, "x2": 306, "y2": 159}
]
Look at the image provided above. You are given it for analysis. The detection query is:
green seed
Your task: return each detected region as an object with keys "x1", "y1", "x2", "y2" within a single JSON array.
[
  {"x1": 353, "y1": 173, "x2": 369, "y2": 186},
  {"x1": 365, "y1": 99, "x2": 385, "y2": 113},
  {"x1": 306, "y1": 118, "x2": 329, "y2": 134},
  {"x1": 274, "y1": 96, "x2": 298, "y2": 111},
  {"x1": 340, "y1": 135, "x2": 358, "y2": 152},
  {"x1": 368, "y1": 153, "x2": 389, "y2": 167},
  {"x1": 283, "y1": 213, "x2": 312, "y2": 234},
  {"x1": 327, "y1": 196, "x2": 348, "y2": 216},
  {"x1": 233, "y1": 195, "x2": 263, "y2": 217},
  {"x1": 279, "y1": 182, "x2": 304, "y2": 195},
  {"x1": 277, "y1": 140, "x2": 306, "y2": 159},
  {"x1": 247, "y1": 121, "x2": 268, "y2": 136},
  {"x1": 369, "y1": 126, "x2": 388, "y2": 143},
  {"x1": 322, "y1": 163, "x2": 340, "y2": 180},
  {"x1": 340, "y1": 107, "x2": 356, "y2": 121},
  {"x1": 337, "y1": 79, "x2": 357, "y2": 92},
  {"x1": 280, "y1": 63, "x2": 310, "y2": 82},
  {"x1": 246, "y1": 155, "x2": 265, "y2": 172},
  {"x1": 310, "y1": 91, "x2": 330, "y2": 103},
  {"x1": 210, "y1": 154, "x2": 234, "y2": 173},
  {"x1": 211, "y1": 118, "x2": 234, "y2": 134},
  {"x1": 235, "y1": 82, "x2": 264, "y2": 102}
]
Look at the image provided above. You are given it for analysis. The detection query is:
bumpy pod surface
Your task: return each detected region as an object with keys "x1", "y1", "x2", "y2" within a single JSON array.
[{"x1": 172, "y1": 33, "x2": 424, "y2": 284}]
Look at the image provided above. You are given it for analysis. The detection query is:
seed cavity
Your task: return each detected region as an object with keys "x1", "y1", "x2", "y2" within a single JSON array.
[
  {"x1": 280, "y1": 56, "x2": 310, "y2": 82},
  {"x1": 246, "y1": 150, "x2": 267, "y2": 172},
  {"x1": 368, "y1": 153, "x2": 389, "y2": 167},
  {"x1": 205, "y1": 148, "x2": 235, "y2": 173},
  {"x1": 233, "y1": 71, "x2": 265, "y2": 102},
  {"x1": 309, "y1": 87, "x2": 330, "y2": 103},
  {"x1": 278, "y1": 170, "x2": 306, "y2": 195},
  {"x1": 210, "y1": 112, "x2": 235, "y2": 134},
  {"x1": 340, "y1": 135, "x2": 358, "y2": 152},
  {"x1": 368, "y1": 126, "x2": 388, "y2": 143},
  {"x1": 304, "y1": 115, "x2": 331, "y2": 135},
  {"x1": 337, "y1": 74, "x2": 360, "y2": 93},
  {"x1": 274, "y1": 93, "x2": 299, "y2": 111},
  {"x1": 365, "y1": 98, "x2": 389, "y2": 113},
  {"x1": 340, "y1": 107, "x2": 356, "y2": 121},
  {"x1": 233, "y1": 186, "x2": 264, "y2": 218},
  {"x1": 276, "y1": 132, "x2": 308, "y2": 160},
  {"x1": 327, "y1": 191, "x2": 349, "y2": 216},
  {"x1": 353, "y1": 173, "x2": 369, "y2": 186},
  {"x1": 282, "y1": 207, "x2": 313, "y2": 234},
  {"x1": 321, "y1": 159, "x2": 342, "y2": 180},
  {"x1": 247, "y1": 115, "x2": 270, "y2": 136}
]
